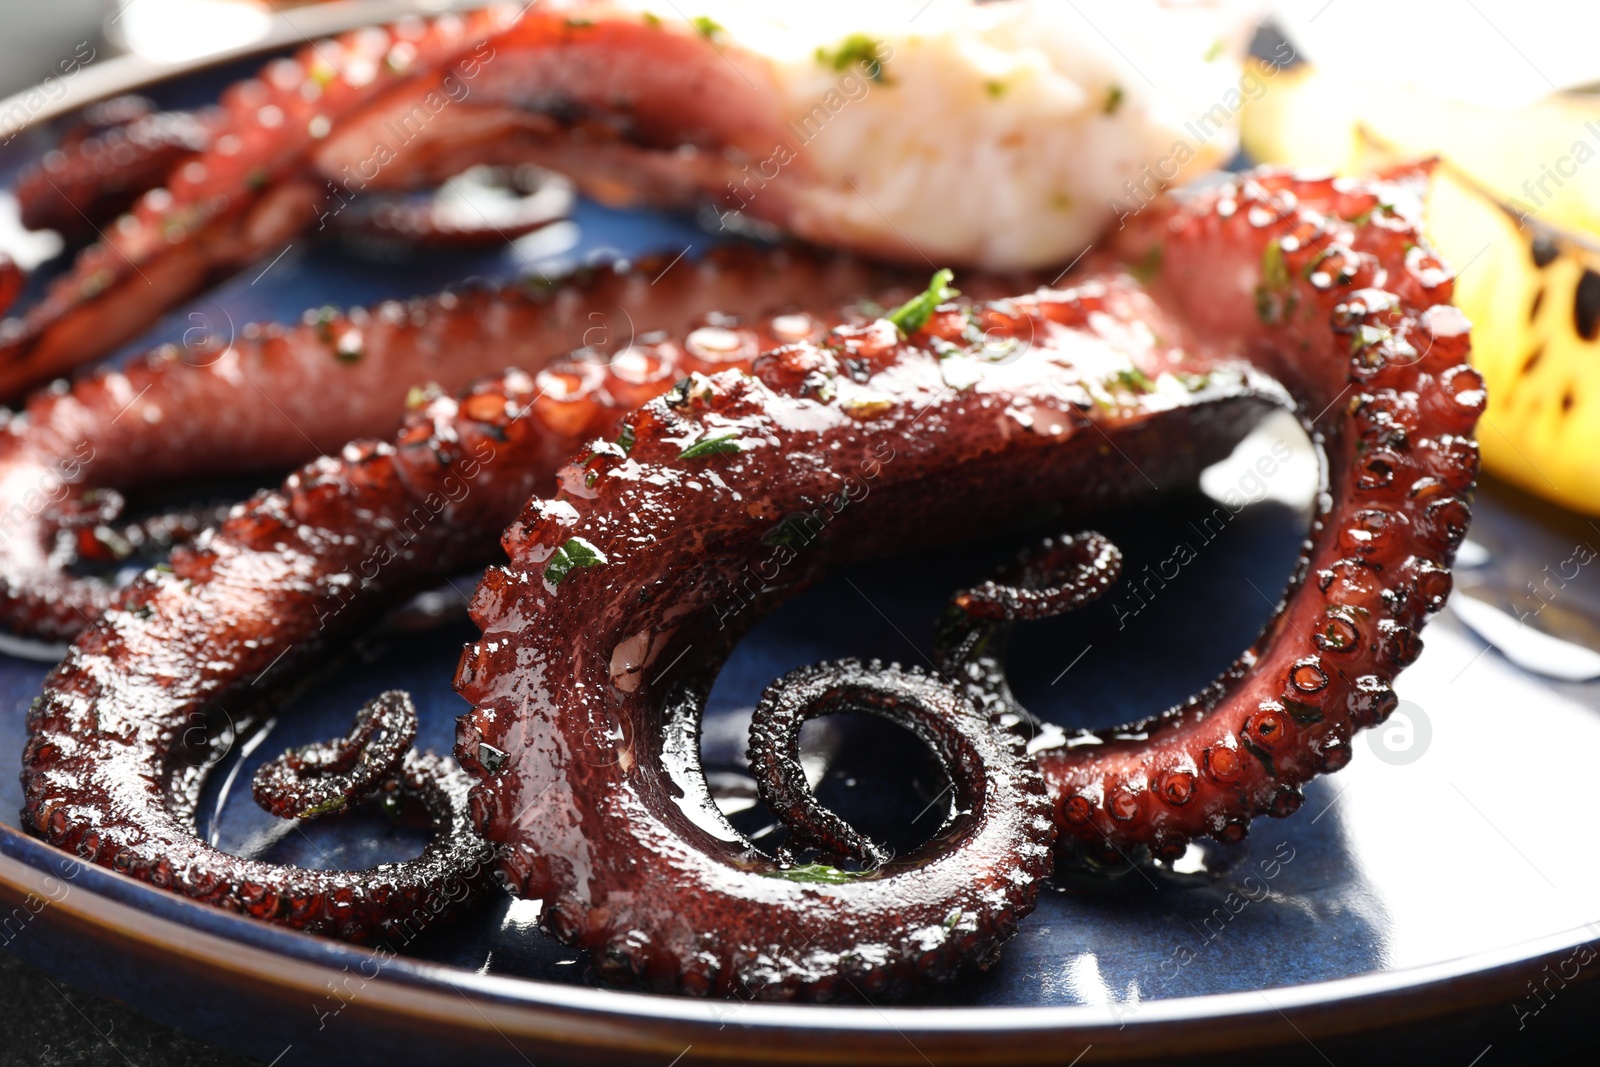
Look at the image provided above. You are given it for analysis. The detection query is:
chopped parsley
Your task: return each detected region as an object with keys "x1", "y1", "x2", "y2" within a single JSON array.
[
  {"x1": 308, "y1": 305, "x2": 340, "y2": 343},
  {"x1": 815, "y1": 34, "x2": 887, "y2": 82},
  {"x1": 767, "y1": 863, "x2": 864, "y2": 885},
  {"x1": 762, "y1": 514, "x2": 818, "y2": 548},
  {"x1": 886, "y1": 269, "x2": 958, "y2": 336},
  {"x1": 299, "y1": 796, "x2": 347, "y2": 818},
  {"x1": 1301, "y1": 246, "x2": 1332, "y2": 280},
  {"x1": 614, "y1": 422, "x2": 636, "y2": 454},
  {"x1": 545, "y1": 537, "x2": 607, "y2": 586},
  {"x1": 678, "y1": 432, "x2": 745, "y2": 460},
  {"x1": 690, "y1": 15, "x2": 725, "y2": 42},
  {"x1": 1261, "y1": 239, "x2": 1291, "y2": 291},
  {"x1": 1254, "y1": 239, "x2": 1296, "y2": 323},
  {"x1": 405, "y1": 382, "x2": 444, "y2": 409},
  {"x1": 1130, "y1": 243, "x2": 1163, "y2": 283},
  {"x1": 1350, "y1": 323, "x2": 1391, "y2": 354},
  {"x1": 1345, "y1": 203, "x2": 1392, "y2": 227},
  {"x1": 1110, "y1": 366, "x2": 1155, "y2": 392},
  {"x1": 1103, "y1": 84, "x2": 1124, "y2": 115}
]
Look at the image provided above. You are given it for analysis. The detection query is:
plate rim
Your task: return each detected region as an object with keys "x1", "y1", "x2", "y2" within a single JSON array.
[
  {"x1": 0, "y1": 0, "x2": 503, "y2": 134},
  {"x1": 0, "y1": 826, "x2": 1586, "y2": 1061}
]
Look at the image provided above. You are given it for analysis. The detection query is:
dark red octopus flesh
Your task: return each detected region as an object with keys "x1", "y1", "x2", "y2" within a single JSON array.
[
  {"x1": 0, "y1": 246, "x2": 897, "y2": 641},
  {"x1": 17, "y1": 166, "x2": 1480, "y2": 999},
  {"x1": 0, "y1": 5, "x2": 846, "y2": 397}
]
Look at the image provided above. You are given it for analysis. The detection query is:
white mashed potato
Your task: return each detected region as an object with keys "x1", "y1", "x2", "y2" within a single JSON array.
[{"x1": 640, "y1": 0, "x2": 1262, "y2": 270}]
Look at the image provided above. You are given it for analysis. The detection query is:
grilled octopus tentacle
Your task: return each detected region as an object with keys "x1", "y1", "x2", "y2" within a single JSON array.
[
  {"x1": 23, "y1": 169, "x2": 1476, "y2": 998},
  {"x1": 748, "y1": 534, "x2": 1119, "y2": 867},
  {"x1": 1037, "y1": 169, "x2": 1480, "y2": 864},
  {"x1": 16, "y1": 97, "x2": 225, "y2": 240},
  {"x1": 455, "y1": 168, "x2": 1476, "y2": 994},
  {"x1": 252, "y1": 690, "x2": 417, "y2": 820},
  {"x1": 934, "y1": 530, "x2": 1124, "y2": 734},
  {"x1": 0, "y1": 5, "x2": 781, "y2": 396},
  {"x1": 19, "y1": 250, "x2": 915, "y2": 943},
  {"x1": 0, "y1": 7, "x2": 521, "y2": 394},
  {"x1": 746, "y1": 659, "x2": 1051, "y2": 871},
  {"x1": 16, "y1": 98, "x2": 562, "y2": 251},
  {"x1": 0, "y1": 246, "x2": 893, "y2": 641}
]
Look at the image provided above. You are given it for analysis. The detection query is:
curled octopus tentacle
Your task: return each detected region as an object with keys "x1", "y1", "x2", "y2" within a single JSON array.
[
  {"x1": 327, "y1": 165, "x2": 575, "y2": 255},
  {"x1": 746, "y1": 659, "x2": 1051, "y2": 874},
  {"x1": 1036, "y1": 168, "x2": 1480, "y2": 864},
  {"x1": 0, "y1": 245, "x2": 898, "y2": 642},
  {"x1": 455, "y1": 167, "x2": 1476, "y2": 996},
  {"x1": 252, "y1": 690, "x2": 417, "y2": 820},
  {"x1": 22, "y1": 167, "x2": 1475, "y2": 996},
  {"x1": 19, "y1": 250, "x2": 923, "y2": 941},
  {"x1": 934, "y1": 530, "x2": 1124, "y2": 738},
  {"x1": 746, "y1": 535, "x2": 1118, "y2": 871}
]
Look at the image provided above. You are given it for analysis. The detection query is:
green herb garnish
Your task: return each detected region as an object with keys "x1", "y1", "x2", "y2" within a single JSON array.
[
  {"x1": 614, "y1": 422, "x2": 636, "y2": 454},
  {"x1": 545, "y1": 537, "x2": 607, "y2": 586},
  {"x1": 1204, "y1": 39, "x2": 1225, "y2": 62},
  {"x1": 762, "y1": 514, "x2": 819, "y2": 547},
  {"x1": 1118, "y1": 366, "x2": 1155, "y2": 391},
  {"x1": 299, "y1": 796, "x2": 348, "y2": 818},
  {"x1": 678, "y1": 433, "x2": 745, "y2": 460},
  {"x1": 767, "y1": 863, "x2": 863, "y2": 885},
  {"x1": 886, "y1": 269, "x2": 958, "y2": 335},
  {"x1": 1103, "y1": 84, "x2": 1124, "y2": 115},
  {"x1": 1130, "y1": 243, "x2": 1163, "y2": 283},
  {"x1": 309, "y1": 305, "x2": 339, "y2": 343},
  {"x1": 1261, "y1": 239, "x2": 1291, "y2": 291},
  {"x1": 691, "y1": 15, "x2": 725, "y2": 41},
  {"x1": 1254, "y1": 239, "x2": 1296, "y2": 323},
  {"x1": 816, "y1": 34, "x2": 887, "y2": 82}
]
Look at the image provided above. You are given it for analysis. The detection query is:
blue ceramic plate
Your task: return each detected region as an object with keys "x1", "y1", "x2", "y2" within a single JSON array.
[{"x1": 0, "y1": 16, "x2": 1597, "y2": 1066}]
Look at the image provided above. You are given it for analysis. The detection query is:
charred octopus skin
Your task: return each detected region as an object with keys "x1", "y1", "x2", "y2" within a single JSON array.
[
  {"x1": 0, "y1": 247, "x2": 902, "y2": 642},
  {"x1": 17, "y1": 250, "x2": 921, "y2": 941},
  {"x1": 455, "y1": 168, "x2": 1478, "y2": 995},
  {"x1": 0, "y1": 1, "x2": 1249, "y2": 397},
  {"x1": 1035, "y1": 169, "x2": 1481, "y2": 864},
  {"x1": 21, "y1": 169, "x2": 1477, "y2": 1000}
]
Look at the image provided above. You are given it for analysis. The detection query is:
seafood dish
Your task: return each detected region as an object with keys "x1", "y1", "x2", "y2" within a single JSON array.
[{"x1": 0, "y1": 0, "x2": 1511, "y2": 1013}]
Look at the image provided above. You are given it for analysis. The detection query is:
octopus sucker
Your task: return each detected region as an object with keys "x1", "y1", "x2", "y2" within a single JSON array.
[
  {"x1": 0, "y1": 245, "x2": 903, "y2": 642},
  {"x1": 18, "y1": 167, "x2": 1477, "y2": 999}
]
